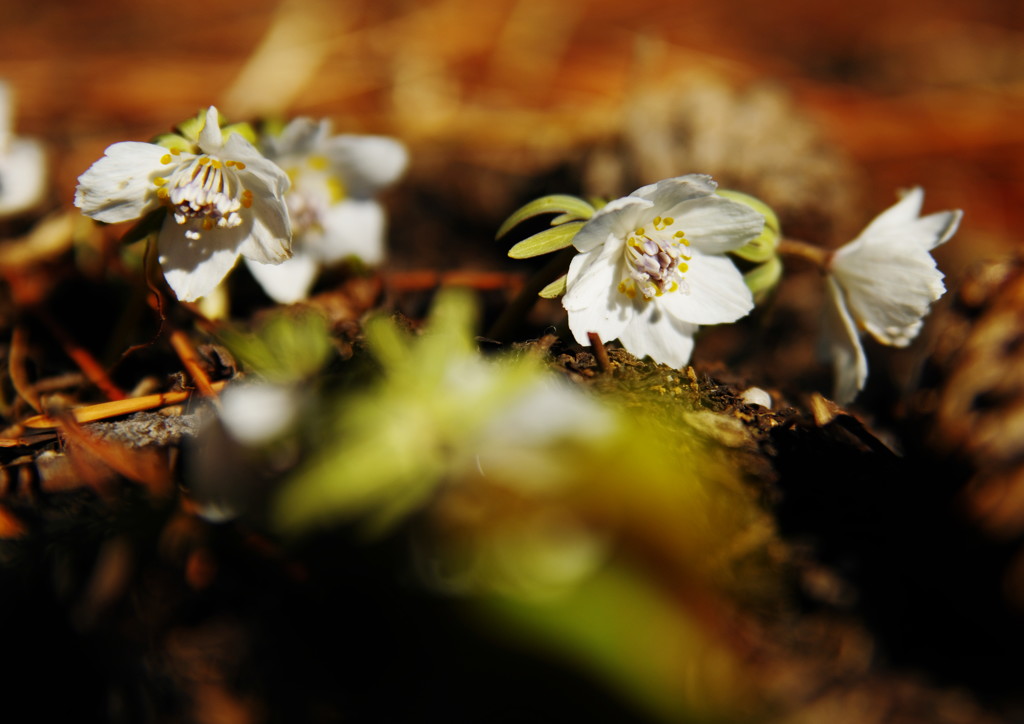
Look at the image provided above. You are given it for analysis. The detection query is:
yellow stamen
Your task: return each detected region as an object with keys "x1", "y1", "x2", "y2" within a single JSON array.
[{"x1": 160, "y1": 154, "x2": 172, "y2": 165}]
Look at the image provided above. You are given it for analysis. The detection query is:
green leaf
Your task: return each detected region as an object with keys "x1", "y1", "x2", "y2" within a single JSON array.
[
  {"x1": 538, "y1": 274, "x2": 567, "y2": 298},
  {"x1": 508, "y1": 221, "x2": 585, "y2": 259},
  {"x1": 496, "y1": 195, "x2": 595, "y2": 240}
]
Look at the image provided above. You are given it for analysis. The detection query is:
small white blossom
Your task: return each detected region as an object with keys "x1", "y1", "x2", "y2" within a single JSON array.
[
  {"x1": 823, "y1": 187, "x2": 962, "y2": 403},
  {"x1": 0, "y1": 81, "x2": 47, "y2": 217},
  {"x1": 245, "y1": 118, "x2": 407, "y2": 303},
  {"x1": 74, "y1": 106, "x2": 292, "y2": 302},
  {"x1": 561, "y1": 174, "x2": 764, "y2": 368}
]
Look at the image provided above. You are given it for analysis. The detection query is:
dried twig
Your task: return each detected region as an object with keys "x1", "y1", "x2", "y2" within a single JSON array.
[
  {"x1": 21, "y1": 380, "x2": 227, "y2": 429},
  {"x1": 169, "y1": 329, "x2": 219, "y2": 399}
]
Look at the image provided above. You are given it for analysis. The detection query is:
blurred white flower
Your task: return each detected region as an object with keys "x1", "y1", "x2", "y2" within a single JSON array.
[
  {"x1": 561, "y1": 174, "x2": 764, "y2": 368},
  {"x1": 245, "y1": 118, "x2": 407, "y2": 303},
  {"x1": 74, "y1": 106, "x2": 292, "y2": 302},
  {"x1": 219, "y1": 381, "x2": 300, "y2": 446},
  {"x1": 823, "y1": 187, "x2": 962, "y2": 403},
  {"x1": 0, "y1": 81, "x2": 47, "y2": 217}
]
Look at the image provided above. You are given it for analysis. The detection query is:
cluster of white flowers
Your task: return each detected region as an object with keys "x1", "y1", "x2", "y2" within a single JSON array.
[
  {"x1": 74, "y1": 106, "x2": 406, "y2": 303},
  {"x1": 71, "y1": 103, "x2": 963, "y2": 405},
  {"x1": 505, "y1": 175, "x2": 961, "y2": 404}
]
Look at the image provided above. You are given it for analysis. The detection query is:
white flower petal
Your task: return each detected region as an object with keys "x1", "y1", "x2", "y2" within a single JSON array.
[
  {"x1": 822, "y1": 277, "x2": 868, "y2": 404},
  {"x1": 674, "y1": 195, "x2": 765, "y2": 254},
  {"x1": 158, "y1": 217, "x2": 245, "y2": 302},
  {"x1": 564, "y1": 243, "x2": 633, "y2": 345},
  {"x1": 265, "y1": 117, "x2": 325, "y2": 158},
  {"x1": 618, "y1": 303, "x2": 698, "y2": 368},
  {"x1": 660, "y1": 252, "x2": 754, "y2": 325},
  {"x1": 630, "y1": 174, "x2": 716, "y2": 206},
  {"x1": 328, "y1": 135, "x2": 408, "y2": 197},
  {"x1": 317, "y1": 198, "x2": 386, "y2": 264},
  {"x1": 859, "y1": 187, "x2": 924, "y2": 235},
  {"x1": 245, "y1": 246, "x2": 319, "y2": 303},
  {"x1": 0, "y1": 137, "x2": 46, "y2": 216},
  {"x1": 198, "y1": 106, "x2": 224, "y2": 152},
  {"x1": 571, "y1": 196, "x2": 652, "y2": 253},
  {"x1": 224, "y1": 134, "x2": 291, "y2": 197},
  {"x1": 832, "y1": 237, "x2": 945, "y2": 347},
  {"x1": 239, "y1": 207, "x2": 292, "y2": 264},
  {"x1": 73, "y1": 141, "x2": 166, "y2": 223}
]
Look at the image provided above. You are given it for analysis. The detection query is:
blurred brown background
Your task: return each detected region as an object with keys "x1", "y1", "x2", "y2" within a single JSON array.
[{"x1": 1, "y1": 0, "x2": 1022, "y2": 269}]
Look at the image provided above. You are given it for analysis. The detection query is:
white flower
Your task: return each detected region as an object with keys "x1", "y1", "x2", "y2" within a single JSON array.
[
  {"x1": 245, "y1": 118, "x2": 407, "y2": 303},
  {"x1": 823, "y1": 187, "x2": 962, "y2": 403},
  {"x1": 74, "y1": 106, "x2": 292, "y2": 302},
  {"x1": 561, "y1": 174, "x2": 764, "y2": 368},
  {"x1": 0, "y1": 81, "x2": 47, "y2": 217}
]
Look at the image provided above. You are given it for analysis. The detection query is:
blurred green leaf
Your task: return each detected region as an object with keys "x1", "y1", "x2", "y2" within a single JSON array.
[{"x1": 218, "y1": 308, "x2": 333, "y2": 383}]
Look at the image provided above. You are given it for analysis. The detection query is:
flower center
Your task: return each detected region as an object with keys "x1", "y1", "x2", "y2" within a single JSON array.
[
  {"x1": 153, "y1": 149, "x2": 253, "y2": 240},
  {"x1": 282, "y1": 156, "x2": 347, "y2": 237},
  {"x1": 617, "y1": 216, "x2": 691, "y2": 300}
]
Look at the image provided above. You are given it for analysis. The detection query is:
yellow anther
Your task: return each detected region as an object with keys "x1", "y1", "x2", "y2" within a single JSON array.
[
  {"x1": 198, "y1": 156, "x2": 210, "y2": 165},
  {"x1": 211, "y1": 159, "x2": 222, "y2": 169},
  {"x1": 156, "y1": 187, "x2": 169, "y2": 199},
  {"x1": 678, "y1": 262, "x2": 688, "y2": 272},
  {"x1": 308, "y1": 155, "x2": 329, "y2": 171},
  {"x1": 153, "y1": 177, "x2": 167, "y2": 186},
  {"x1": 663, "y1": 217, "x2": 674, "y2": 225},
  {"x1": 636, "y1": 228, "x2": 645, "y2": 236},
  {"x1": 234, "y1": 161, "x2": 246, "y2": 170},
  {"x1": 203, "y1": 219, "x2": 214, "y2": 230},
  {"x1": 170, "y1": 148, "x2": 181, "y2": 155},
  {"x1": 160, "y1": 154, "x2": 172, "y2": 165}
]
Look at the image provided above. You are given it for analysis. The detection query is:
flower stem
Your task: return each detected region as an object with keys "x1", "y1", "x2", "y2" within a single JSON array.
[
  {"x1": 486, "y1": 247, "x2": 575, "y2": 343},
  {"x1": 777, "y1": 238, "x2": 831, "y2": 269}
]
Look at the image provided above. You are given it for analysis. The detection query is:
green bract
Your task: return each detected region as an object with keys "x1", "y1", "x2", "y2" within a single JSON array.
[
  {"x1": 743, "y1": 255, "x2": 783, "y2": 304},
  {"x1": 716, "y1": 189, "x2": 780, "y2": 263},
  {"x1": 497, "y1": 194, "x2": 596, "y2": 259},
  {"x1": 538, "y1": 274, "x2": 567, "y2": 299},
  {"x1": 508, "y1": 221, "x2": 586, "y2": 259}
]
